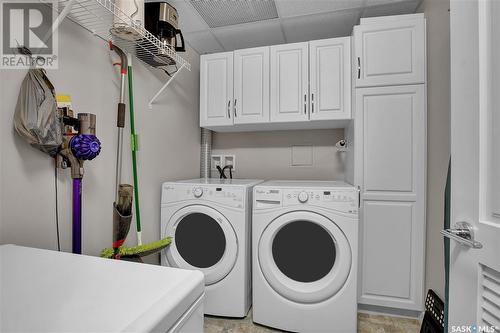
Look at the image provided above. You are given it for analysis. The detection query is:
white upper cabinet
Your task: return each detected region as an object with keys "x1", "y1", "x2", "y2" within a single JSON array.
[
  {"x1": 199, "y1": 38, "x2": 353, "y2": 131},
  {"x1": 309, "y1": 37, "x2": 351, "y2": 120},
  {"x1": 233, "y1": 47, "x2": 270, "y2": 124},
  {"x1": 270, "y1": 42, "x2": 309, "y2": 123},
  {"x1": 200, "y1": 52, "x2": 234, "y2": 127},
  {"x1": 354, "y1": 15, "x2": 425, "y2": 87}
]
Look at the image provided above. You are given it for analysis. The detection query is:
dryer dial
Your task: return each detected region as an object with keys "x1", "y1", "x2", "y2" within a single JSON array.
[
  {"x1": 193, "y1": 187, "x2": 203, "y2": 198},
  {"x1": 298, "y1": 191, "x2": 309, "y2": 203}
]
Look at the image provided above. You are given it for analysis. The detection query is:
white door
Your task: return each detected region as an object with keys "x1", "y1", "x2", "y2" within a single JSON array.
[
  {"x1": 356, "y1": 85, "x2": 426, "y2": 310},
  {"x1": 309, "y1": 37, "x2": 351, "y2": 120},
  {"x1": 353, "y1": 15, "x2": 425, "y2": 87},
  {"x1": 200, "y1": 52, "x2": 234, "y2": 127},
  {"x1": 270, "y1": 42, "x2": 309, "y2": 123},
  {"x1": 233, "y1": 47, "x2": 270, "y2": 124},
  {"x1": 446, "y1": 0, "x2": 500, "y2": 330}
]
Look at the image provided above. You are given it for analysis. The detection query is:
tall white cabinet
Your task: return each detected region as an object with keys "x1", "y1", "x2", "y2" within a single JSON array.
[
  {"x1": 354, "y1": 15, "x2": 426, "y2": 87},
  {"x1": 353, "y1": 14, "x2": 427, "y2": 312}
]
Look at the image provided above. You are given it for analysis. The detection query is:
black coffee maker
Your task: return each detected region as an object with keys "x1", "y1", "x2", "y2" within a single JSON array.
[{"x1": 145, "y1": 1, "x2": 185, "y2": 52}]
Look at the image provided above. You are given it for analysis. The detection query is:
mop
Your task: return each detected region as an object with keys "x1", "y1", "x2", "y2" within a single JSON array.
[
  {"x1": 109, "y1": 42, "x2": 133, "y2": 259},
  {"x1": 127, "y1": 54, "x2": 143, "y2": 246},
  {"x1": 105, "y1": 44, "x2": 171, "y2": 260}
]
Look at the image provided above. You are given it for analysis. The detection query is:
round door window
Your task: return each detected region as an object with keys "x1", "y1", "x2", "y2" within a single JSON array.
[
  {"x1": 164, "y1": 205, "x2": 238, "y2": 285},
  {"x1": 175, "y1": 213, "x2": 226, "y2": 268},
  {"x1": 272, "y1": 221, "x2": 336, "y2": 283},
  {"x1": 258, "y1": 211, "x2": 352, "y2": 304}
]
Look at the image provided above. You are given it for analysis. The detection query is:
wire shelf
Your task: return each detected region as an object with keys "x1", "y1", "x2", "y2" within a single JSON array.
[{"x1": 44, "y1": 0, "x2": 191, "y2": 72}]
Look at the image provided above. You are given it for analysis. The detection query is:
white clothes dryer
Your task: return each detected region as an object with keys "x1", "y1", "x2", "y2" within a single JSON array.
[
  {"x1": 252, "y1": 181, "x2": 359, "y2": 332},
  {"x1": 161, "y1": 178, "x2": 263, "y2": 317}
]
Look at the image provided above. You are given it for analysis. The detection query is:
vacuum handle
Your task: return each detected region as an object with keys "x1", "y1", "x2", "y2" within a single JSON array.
[{"x1": 174, "y1": 29, "x2": 186, "y2": 52}]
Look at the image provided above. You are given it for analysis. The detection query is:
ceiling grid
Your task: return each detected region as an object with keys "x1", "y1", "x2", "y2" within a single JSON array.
[{"x1": 166, "y1": 0, "x2": 423, "y2": 54}]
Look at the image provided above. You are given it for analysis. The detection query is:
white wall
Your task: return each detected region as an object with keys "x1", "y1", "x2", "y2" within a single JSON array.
[
  {"x1": 0, "y1": 18, "x2": 201, "y2": 262},
  {"x1": 212, "y1": 129, "x2": 346, "y2": 181},
  {"x1": 418, "y1": 0, "x2": 450, "y2": 300}
]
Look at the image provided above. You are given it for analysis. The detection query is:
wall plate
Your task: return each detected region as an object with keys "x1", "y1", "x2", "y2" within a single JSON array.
[
  {"x1": 211, "y1": 155, "x2": 222, "y2": 170},
  {"x1": 224, "y1": 155, "x2": 236, "y2": 171}
]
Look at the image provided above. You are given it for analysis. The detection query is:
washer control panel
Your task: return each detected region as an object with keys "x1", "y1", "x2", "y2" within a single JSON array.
[
  {"x1": 162, "y1": 184, "x2": 245, "y2": 209},
  {"x1": 254, "y1": 187, "x2": 358, "y2": 214}
]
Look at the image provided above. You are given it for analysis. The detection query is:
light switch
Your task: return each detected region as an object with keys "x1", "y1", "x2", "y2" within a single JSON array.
[{"x1": 291, "y1": 145, "x2": 313, "y2": 166}]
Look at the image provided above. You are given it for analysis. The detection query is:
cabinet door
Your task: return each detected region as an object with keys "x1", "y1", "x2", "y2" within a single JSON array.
[
  {"x1": 309, "y1": 37, "x2": 351, "y2": 120},
  {"x1": 234, "y1": 47, "x2": 270, "y2": 124},
  {"x1": 200, "y1": 52, "x2": 234, "y2": 127},
  {"x1": 355, "y1": 85, "x2": 426, "y2": 311},
  {"x1": 270, "y1": 42, "x2": 309, "y2": 123},
  {"x1": 354, "y1": 16, "x2": 425, "y2": 87}
]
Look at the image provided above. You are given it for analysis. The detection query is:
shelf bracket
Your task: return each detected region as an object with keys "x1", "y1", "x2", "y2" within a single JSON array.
[
  {"x1": 42, "y1": 0, "x2": 76, "y2": 44},
  {"x1": 148, "y1": 62, "x2": 186, "y2": 109}
]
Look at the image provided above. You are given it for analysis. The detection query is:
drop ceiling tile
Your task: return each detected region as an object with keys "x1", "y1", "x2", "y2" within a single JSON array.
[
  {"x1": 362, "y1": 0, "x2": 420, "y2": 17},
  {"x1": 189, "y1": 0, "x2": 278, "y2": 28},
  {"x1": 281, "y1": 9, "x2": 360, "y2": 43},
  {"x1": 275, "y1": 0, "x2": 364, "y2": 18},
  {"x1": 167, "y1": 0, "x2": 209, "y2": 33},
  {"x1": 212, "y1": 19, "x2": 285, "y2": 51},
  {"x1": 184, "y1": 31, "x2": 225, "y2": 54}
]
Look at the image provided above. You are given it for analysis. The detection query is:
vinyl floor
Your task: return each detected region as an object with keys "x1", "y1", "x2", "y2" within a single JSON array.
[{"x1": 204, "y1": 310, "x2": 421, "y2": 333}]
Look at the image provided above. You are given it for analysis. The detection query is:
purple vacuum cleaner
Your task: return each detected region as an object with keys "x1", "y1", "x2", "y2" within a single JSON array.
[
  {"x1": 13, "y1": 69, "x2": 101, "y2": 254},
  {"x1": 60, "y1": 113, "x2": 101, "y2": 254}
]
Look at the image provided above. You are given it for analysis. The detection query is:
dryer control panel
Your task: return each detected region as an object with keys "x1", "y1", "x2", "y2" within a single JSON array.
[
  {"x1": 162, "y1": 184, "x2": 245, "y2": 209},
  {"x1": 254, "y1": 187, "x2": 358, "y2": 214}
]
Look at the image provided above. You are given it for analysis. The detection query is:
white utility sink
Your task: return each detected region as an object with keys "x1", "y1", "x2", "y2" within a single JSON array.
[{"x1": 0, "y1": 245, "x2": 204, "y2": 332}]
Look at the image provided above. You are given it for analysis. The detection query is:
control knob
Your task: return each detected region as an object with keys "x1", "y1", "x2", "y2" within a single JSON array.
[
  {"x1": 298, "y1": 191, "x2": 309, "y2": 203},
  {"x1": 193, "y1": 187, "x2": 203, "y2": 198}
]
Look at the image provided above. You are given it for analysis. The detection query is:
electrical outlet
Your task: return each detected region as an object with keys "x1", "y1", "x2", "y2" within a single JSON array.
[
  {"x1": 211, "y1": 154, "x2": 236, "y2": 171},
  {"x1": 224, "y1": 155, "x2": 236, "y2": 171},
  {"x1": 211, "y1": 155, "x2": 222, "y2": 170}
]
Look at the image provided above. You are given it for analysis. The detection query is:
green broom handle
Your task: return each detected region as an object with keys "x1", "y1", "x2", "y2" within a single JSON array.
[{"x1": 127, "y1": 54, "x2": 142, "y2": 246}]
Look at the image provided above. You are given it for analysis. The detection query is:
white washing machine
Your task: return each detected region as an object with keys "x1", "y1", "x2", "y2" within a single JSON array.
[
  {"x1": 252, "y1": 181, "x2": 359, "y2": 333},
  {"x1": 161, "y1": 178, "x2": 263, "y2": 318}
]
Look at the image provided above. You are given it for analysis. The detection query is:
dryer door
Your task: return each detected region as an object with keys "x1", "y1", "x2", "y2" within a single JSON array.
[
  {"x1": 164, "y1": 205, "x2": 238, "y2": 285},
  {"x1": 258, "y1": 211, "x2": 352, "y2": 303}
]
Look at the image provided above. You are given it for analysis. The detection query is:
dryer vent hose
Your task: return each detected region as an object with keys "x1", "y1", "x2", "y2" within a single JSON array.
[{"x1": 200, "y1": 128, "x2": 212, "y2": 179}]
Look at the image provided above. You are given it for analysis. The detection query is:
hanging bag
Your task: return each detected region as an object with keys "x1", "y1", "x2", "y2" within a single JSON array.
[{"x1": 13, "y1": 69, "x2": 62, "y2": 156}]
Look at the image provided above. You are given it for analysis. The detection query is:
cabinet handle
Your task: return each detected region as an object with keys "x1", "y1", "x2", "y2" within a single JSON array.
[
  {"x1": 304, "y1": 94, "x2": 307, "y2": 114},
  {"x1": 357, "y1": 57, "x2": 361, "y2": 79},
  {"x1": 227, "y1": 100, "x2": 231, "y2": 118},
  {"x1": 234, "y1": 99, "x2": 237, "y2": 117},
  {"x1": 311, "y1": 93, "x2": 314, "y2": 113}
]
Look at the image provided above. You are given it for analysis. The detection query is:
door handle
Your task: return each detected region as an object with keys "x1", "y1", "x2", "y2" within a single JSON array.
[
  {"x1": 304, "y1": 94, "x2": 307, "y2": 114},
  {"x1": 357, "y1": 57, "x2": 361, "y2": 79},
  {"x1": 234, "y1": 99, "x2": 237, "y2": 117},
  {"x1": 227, "y1": 100, "x2": 231, "y2": 118},
  {"x1": 441, "y1": 221, "x2": 483, "y2": 249},
  {"x1": 311, "y1": 93, "x2": 314, "y2": 113}
]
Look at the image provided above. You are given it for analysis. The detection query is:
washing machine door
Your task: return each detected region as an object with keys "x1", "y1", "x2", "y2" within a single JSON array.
[
  {"x1": 165, "y1": 205, "x2": 238, "y2": 285},
  {"x1": 258, "y1": 211, "x2": 352, "y2": 304}
]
